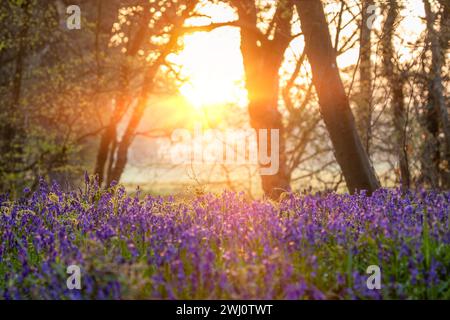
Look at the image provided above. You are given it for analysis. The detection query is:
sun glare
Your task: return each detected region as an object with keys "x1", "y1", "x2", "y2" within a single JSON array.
[
  {"x1": 169, "y1": 3, "x2": 247, "y2": 110},
  {"x1": 177, "y1": 29, "x2": 247, "y2": 109}
]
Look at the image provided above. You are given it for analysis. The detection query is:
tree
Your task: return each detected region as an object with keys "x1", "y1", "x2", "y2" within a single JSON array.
[
  {"x1": 381, "y1": 0, "x2": 411, "y2": 189},
  {"x1": 294, "y1": 0, "x2": 380, "y2": 194},
  {"x1": 94, "y1": 1, "x2": 200, "y2": 186},
  {"x1": 228, "y1": 0, "x2": 293, "y2": 199},
  {"x1": 356, "y1": 0, "x2": 375, "y2": 152},
  {"x1": 0, "y1": 0, "x2": 31, "y2": 191},
  {"x1": 423, "y1": 0, "x2": 450, "y2": 188},
  {"x1": 0, "y1": 0, "x2": 104, "y2": 193}
]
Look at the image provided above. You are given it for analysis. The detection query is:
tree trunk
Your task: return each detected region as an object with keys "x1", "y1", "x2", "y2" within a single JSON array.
[
  {"x1": 424, "y1": 0, "x2": 450, "y2": 188},
  {"x1": 1, "y1": 0, "x2": 30, "y2": 189},
  {"x1": 233, "y1": 0, "x2": 292, "y2": 199},
  {"x1": 357, "y1": 0, "x2": 374, "y2": 152},
  {"x1": 381, "y1": 0, "x2": 411, "y2": 189},
  {"x1": 105, "y1": 2, "x2": 198, "y2": 185},
  {"x1": 94, "y1": 8, "x2": 152, "y2": 186},
  {"x1": 294, "y1": 0, "x2": 380, "y2": 194},
  {"x1": 107, "y1": 86, "x2": 152, "y2": 185},
  {"x1": 94, "y1": 97, "x2": 127, "y2": 185}
]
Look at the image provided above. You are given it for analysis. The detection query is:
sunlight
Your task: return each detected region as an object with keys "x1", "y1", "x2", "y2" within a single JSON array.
[
  {"x1": 177, "y1": 29, "x2": 247, "y2": 109},
  {"x1": 169, "y1": 2, "x2": 247, "y2": 110}
]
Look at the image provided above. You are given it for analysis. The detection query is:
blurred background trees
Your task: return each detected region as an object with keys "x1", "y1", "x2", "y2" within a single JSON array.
[{"x1": 0, "y1": 0, "x2": 448, "y2": 197}]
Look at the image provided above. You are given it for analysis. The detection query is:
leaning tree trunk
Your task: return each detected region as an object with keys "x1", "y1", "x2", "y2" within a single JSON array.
[
  {"x1": 94, "y1": 7, "x2": 152, "y2": 186},
  {"x1": 105, "y1": 2, "x2": 198, "y2": 185},
  {"x1": 107, "y1": 75, "x2": 155, "y2": 185},
  {"x1": 294, "y1": 0, "x2": 380, "y2": 194}
]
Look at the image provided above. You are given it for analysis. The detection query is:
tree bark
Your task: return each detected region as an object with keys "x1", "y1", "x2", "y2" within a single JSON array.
[
  {"x1": 1, "y1": 0, "x2": 30, "y2": 185},
  {"x1": 105, "y1": 2, "x2": 198, "y2": 185},
  {"x1": 294, "y1": 0, "x2": 380, "y2": 194},
  {"x1": 381, "y1": 0, "x2": 411, "y2": 189},
  {"x1": 94, "y1": 7, "x2": 152, "y2": 185},
  {"x1": 233, "y1": 0, "x2": 292, "y2": 199},
  {"x1": 357, "y1": 0, "x2": 374, "y2": 153},
  {"x1": 424, "y1": 0, "x2": 450, "y2": 188}
]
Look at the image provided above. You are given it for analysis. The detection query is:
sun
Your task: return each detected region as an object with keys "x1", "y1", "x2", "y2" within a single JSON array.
[
  {"x1": 168, "y1": 3, "x2": 248, "y2": 110},
  {"x1": 177, "y1": 29, "x2": 247, "y2": 109}
]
